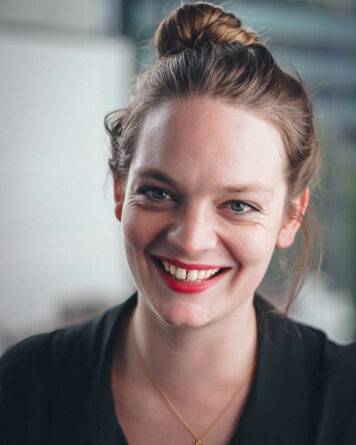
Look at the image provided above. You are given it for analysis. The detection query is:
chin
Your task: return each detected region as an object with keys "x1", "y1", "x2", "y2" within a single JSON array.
[{"x1": 154, "y1": 299, "x2": 217, "y2": 329}]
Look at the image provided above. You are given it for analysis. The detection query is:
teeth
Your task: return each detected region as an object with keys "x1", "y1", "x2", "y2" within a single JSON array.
[
  {"x1": 197, "y1": 270, "x2": 206, "y2": 280},
  {"x1": 187, "y1": 270, "x2": 198, "y2": 281},
  {"x1": 176, "y1": 268, "x2": 187, "y2": 279},
  {"x1": 161, "y1": 260, "x2": 221, "y2": 282}
]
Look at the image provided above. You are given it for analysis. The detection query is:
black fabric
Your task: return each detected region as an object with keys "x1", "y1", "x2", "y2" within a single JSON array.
[{"x1": 1, "y1": 294, "x2": 355, "y2": 445}]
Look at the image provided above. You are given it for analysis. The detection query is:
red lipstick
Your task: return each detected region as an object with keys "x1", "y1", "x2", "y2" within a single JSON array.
[{"x1": 152, "y1": 256, "x2": 231, "y2": 294}]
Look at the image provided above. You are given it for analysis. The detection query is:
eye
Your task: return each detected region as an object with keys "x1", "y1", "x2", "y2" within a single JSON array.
[
  {"x1": 220, "y1": 200, "x2": 259, "y2": 216},
  {"x1": 138, "y1": 186, "x2": 175, "y2": 202},
  {"x1": 230, "y1": 201, "x2": 253, "y2": 213}
]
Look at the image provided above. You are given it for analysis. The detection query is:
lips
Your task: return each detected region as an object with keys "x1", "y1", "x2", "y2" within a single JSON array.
[{"x1": 152, "y1": 255, "x2": 231, "y2": 294}]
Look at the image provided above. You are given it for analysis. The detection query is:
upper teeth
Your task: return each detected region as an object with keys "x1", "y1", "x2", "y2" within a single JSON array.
[{"x1": 162, "y1": 260, "x2": 220, "y2": 282}]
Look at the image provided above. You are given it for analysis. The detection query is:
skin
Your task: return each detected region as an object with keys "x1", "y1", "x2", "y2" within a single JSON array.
[{"x1": 112, "y1": 97, "x2": 308, "y2": 444}]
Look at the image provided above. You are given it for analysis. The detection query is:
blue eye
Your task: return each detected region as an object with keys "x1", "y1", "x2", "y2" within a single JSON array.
[{"x1": 230, "y1": 201, "x2": 252, "y2": 213}]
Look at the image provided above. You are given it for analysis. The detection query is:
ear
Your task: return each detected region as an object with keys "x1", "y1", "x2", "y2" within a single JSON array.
[
  {"x1": 113, "y1": 177, "x2": 123, "y2": 221},
  {"x1": 276, "y1": 188, "x2": 309, "y2": 249}
]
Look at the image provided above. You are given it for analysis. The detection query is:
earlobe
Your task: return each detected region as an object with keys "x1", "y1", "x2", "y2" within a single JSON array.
[
  {"x1": 276, "y1": 188, "x2": 309, "y2": 249},
  {"x1": 114, "y1": 177, "x2": 123, "y2": 222}
]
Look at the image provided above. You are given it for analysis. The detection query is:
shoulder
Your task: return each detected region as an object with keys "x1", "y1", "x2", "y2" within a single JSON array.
[
  {"x1": 255, "y1": 293, "x2": 356, "y2": 362},
  {"x1": 1, "y1": 303, "x2": 118, "y2": 375},
  {"x1": 0, "y1": 295, "x2": 136, "y2": 443},
  {"x1": 0, "y1": 295, "x2": 136, "y2": 380},
  {"x1": 287, "y1": 312, "x2": 356, "y2": 398},
  {"x1": 290, "y1": 315, "x2": 356, "y2": 443},
  {"x1": 255, "y1": 294, "x2": 356, "y2": 443},
  {"x1": 257, "y1": 294, "x2": 356, "y2": 380}
]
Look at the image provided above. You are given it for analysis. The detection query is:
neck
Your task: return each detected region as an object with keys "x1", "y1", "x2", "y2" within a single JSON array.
[{"x1": 130, "y1": 294, "x2": 257, "y2": 390}]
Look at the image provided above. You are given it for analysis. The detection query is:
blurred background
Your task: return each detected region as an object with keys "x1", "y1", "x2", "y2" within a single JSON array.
[{"x1": 0, "y1": 0, "x2": 355, "y2": 353}]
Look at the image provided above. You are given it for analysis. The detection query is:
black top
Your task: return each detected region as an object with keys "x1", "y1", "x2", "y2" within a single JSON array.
[{"x1": 1, "y1": 294, "x2": 355, "y2": 445}]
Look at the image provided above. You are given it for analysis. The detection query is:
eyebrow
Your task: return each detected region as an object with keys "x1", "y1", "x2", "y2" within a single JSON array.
[
  {"x1": 138, "y1": 168, "x2": 274, "y2": 196},
  {"x1": 221, "y1": 185, "x2": 274, "y2": 195},
  {"x1": 139, "y1": 169, "x2": 179, "y2": 188}
]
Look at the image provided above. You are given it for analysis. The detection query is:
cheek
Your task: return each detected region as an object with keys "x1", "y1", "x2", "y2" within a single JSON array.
[
  {"x1": 120, "y1": 207, "x2": 156, "y2": 287},
  {"x1": 227, "y1": 223, "x2": 279, "y2": 266},
  {"x1": 121, "y1": 207, "x2": 148, "y2": 253},
  {"x1": 121, "y1": 205, "x2": 168, "y2": 253}
]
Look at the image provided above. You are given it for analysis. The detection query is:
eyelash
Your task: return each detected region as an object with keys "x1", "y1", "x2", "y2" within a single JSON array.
[
  {"x1": 138, "y1": 186, "x2": 175, "y2": 202},
  {"x1": 221, "y1": 201, "x2": 259, "y2": 214},
  {"x1": 137, "y1": 186, "x2": 259, "y2": 215}
]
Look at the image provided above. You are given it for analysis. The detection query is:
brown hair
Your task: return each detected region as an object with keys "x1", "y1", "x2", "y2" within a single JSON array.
[{"x1": 105, "y1": 2, "x2": 321, "y2": 307}]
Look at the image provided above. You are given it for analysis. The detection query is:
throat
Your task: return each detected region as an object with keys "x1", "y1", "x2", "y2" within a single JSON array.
[{"x1": 132, "y1": 290, "x2": 258, "y2": 391}]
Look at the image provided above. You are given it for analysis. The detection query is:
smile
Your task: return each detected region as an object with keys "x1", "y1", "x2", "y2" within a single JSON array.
[
  {"x1": 152, "y1": 256, "x2": 231, "y2": 293},
  {"x1": 161, "y1": 260, "x2": 220, "y2": 282}
]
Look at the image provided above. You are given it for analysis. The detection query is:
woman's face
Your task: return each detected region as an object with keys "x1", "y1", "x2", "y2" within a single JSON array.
[{"x1": 116, "y1": 97, "x2": 303, "y2": 328}]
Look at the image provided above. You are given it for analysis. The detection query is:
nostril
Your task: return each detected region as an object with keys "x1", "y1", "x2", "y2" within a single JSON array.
[{"x1": 166, "y1": 224, "x2": 218, "y2": 256}]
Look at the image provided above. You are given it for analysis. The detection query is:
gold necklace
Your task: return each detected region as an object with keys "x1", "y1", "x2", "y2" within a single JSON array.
[{"x1": 130, "y1": 314, "x2": 256, "y2": 445}]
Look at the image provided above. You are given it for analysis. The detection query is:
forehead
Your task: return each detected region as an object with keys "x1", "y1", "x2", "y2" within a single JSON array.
[{"x1": 130, "y1": 97, "x2": 285, "y2": 191}]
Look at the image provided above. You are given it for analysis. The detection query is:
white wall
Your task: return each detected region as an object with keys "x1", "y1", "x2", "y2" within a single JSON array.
[
  {"x1": 0, "y1": 27, "x2": 135, "y2": 337},
  {"x1": 0, "y1": 0, "x2": 121, "y2": 33}
]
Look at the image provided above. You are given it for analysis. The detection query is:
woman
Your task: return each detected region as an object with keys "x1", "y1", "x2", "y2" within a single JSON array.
[{"x1": 1, "y1": 3, "x2": 355, "y2": 445}]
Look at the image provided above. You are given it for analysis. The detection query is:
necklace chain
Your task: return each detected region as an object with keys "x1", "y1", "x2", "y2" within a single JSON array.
[{"x1": 130, "y1": 313, "x2": 256, "y2": 445}]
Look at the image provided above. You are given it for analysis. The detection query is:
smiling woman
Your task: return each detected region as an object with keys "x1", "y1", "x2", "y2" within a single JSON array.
[
  {"x1": 118, "y1": 99, "x2": 298, "y2": 329},
  {"x1": 1, "y1": 3, "x2": 356, "y2": 445}
]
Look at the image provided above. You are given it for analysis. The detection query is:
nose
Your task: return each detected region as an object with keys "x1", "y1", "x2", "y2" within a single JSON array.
[{"x1": 166, "y1": 203, "x2": 218, "y2": 256}]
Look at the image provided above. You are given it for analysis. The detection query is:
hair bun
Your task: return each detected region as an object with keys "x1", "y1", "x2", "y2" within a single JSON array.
[{"x1": 154, "y1": 2, "x2": 258, "y2": 59}]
